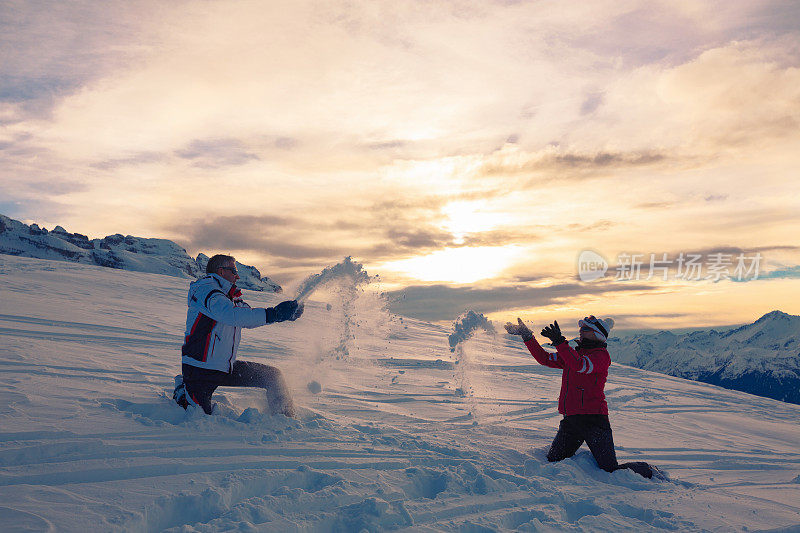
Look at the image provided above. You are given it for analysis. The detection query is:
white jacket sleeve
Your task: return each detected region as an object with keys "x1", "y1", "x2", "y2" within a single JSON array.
[{"x1": 202, "y1": 289, "x2": 266, "y2": 328}]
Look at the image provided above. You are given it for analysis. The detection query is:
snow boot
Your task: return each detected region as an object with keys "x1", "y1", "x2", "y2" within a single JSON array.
[
  {"x1": 173, "y1": 375, "x2": 189, "y2": 410},
  {"x1": 649, "y1": 464, "x2": 669, "y2": 481},
  {"x1": 620, "y1": 461, "x2": 654, "y2": 479}
]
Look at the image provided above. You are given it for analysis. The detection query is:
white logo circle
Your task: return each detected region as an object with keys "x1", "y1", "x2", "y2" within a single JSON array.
[{"x1": 578, "y1": 250, "x2": 608, "y2": 282}]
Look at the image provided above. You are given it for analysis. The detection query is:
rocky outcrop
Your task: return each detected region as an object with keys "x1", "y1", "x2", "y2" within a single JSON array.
[{"x1": 0, "y1": 214, "x2": 282, "y2": 292}]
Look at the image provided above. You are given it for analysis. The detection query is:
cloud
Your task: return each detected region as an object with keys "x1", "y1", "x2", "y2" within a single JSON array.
[
  {"x1": 597, "y1": 245, "x2": 800, "y2": 283},
  {"x1": 1, "y1": 0, "x2": 798, "y2": 325},
  {"x1": 0, "y1": 202, "x2": 22, "y2": 216},
  {"x1": 0, "y1": 133, "x2": 89, "y2": 199},
  {"x1": 173, "y1": 203, "x2": 550, "y2": 280},
  {"x1": 387, "y1": 280, "x2": 659, "y2": 321},
  {"x1": 0, "y1": 76, "x2": 78, "y2": 105},
  {"x1": 695, "y1": 206, "x2": 800, "y2": 232},
  {"x1": 273, "y1": 137, "x2": 299, "y2": 150},
  {"x1": 364, "y1": 140, "x2": 408, "y2": 150},
  {"x1": 704, "y1": 194, "x2": 728, "y2": 202},
  {"x1": 635, "y1": 202, "x2": 675, "y2": 210},
  {"x1": 479, "y1": 145, "x2": 671, "y2": 181},
  {"x1": 175, "y1": 138, "x2": 259, "y2": 168},
  {"x1": 91, "y1": 151, "x2": 167, "y2": 170},
  {"x1": 659, "y1": 40, "x2": 800, "y2": 146},
  {"x1": 560, "y1": 5, "x2": 707, "y2": 67},
  {"x1": 579, "y1": 92, "x2": 604, "y2": 115},
  {"x1": 0, "y1": 0, "x2": 157, "y2": 119},
  {"x1": 0, "y1": 198, "x2": 72, "y2": 223},
  {"x1": 565, "y1": 220, "x2": 616, "y2": 232},
  {"x1": 385, "y1": 227, "x2": 453, "y2": 250},
  {"x1": 758, "y1": 265, "x2": 800, "y2": 280},
  {"x1": 460, "y1": 229, "x2": 541, "y2": 247},
  {"x1": 177, "y1": 220, "x2": 341, "y2": 262}
]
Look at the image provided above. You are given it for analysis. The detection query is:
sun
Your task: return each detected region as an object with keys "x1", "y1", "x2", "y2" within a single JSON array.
[
  {"x1": 441, "y1": 200, "x2": 512, "y2": 244},
  {"x1": 379, "y1": 245, "x2": 523, "y2": 284}
]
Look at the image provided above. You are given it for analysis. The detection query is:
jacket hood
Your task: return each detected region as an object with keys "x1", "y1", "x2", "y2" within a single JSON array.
[{"x1": 189, "y1": 273, "x2": 234, "y2": 295}]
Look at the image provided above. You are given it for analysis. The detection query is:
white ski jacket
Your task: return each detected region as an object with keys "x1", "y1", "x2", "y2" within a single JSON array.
[{"x1": 181, "y1": 274, "x2": 268, "y2": 373}]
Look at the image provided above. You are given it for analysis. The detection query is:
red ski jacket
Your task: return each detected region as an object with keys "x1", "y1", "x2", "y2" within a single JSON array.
[{"x1": 524, "y1": 337, "x2": 611, "y2": 415}]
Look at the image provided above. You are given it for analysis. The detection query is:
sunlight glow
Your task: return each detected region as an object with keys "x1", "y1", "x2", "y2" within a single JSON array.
[
  {"x1": 441, "y1": 200, "x2": 511, "y2": 243},
  {"x1": 379, "y1": 245, "x2": 523, "y2": 284}
]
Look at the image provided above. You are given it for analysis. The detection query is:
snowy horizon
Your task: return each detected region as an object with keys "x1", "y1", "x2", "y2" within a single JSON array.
[{"x1": 2, "y1": 212, "x2": 799, "y2": 329}]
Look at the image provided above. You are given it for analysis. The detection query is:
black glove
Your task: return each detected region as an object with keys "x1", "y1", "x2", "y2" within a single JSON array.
[
  {"x1": 266, "y1": 300, "x2": 303, "y2": 323},
  {"x1": 540, "y1": 321, "x2": 566, "y2": 346},
  {"x1": 504, "y1": 317, "x2": 533, "y2": 342}
]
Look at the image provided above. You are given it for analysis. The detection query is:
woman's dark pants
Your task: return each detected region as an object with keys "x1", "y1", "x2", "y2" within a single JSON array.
[{"x1": 547, "y1": 414, "x2": 653, "y2": 478}]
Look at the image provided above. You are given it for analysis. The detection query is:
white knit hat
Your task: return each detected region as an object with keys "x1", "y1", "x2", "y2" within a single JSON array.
[{"x1": 577, "y1": 316, "x2": 615, "y2": 341}]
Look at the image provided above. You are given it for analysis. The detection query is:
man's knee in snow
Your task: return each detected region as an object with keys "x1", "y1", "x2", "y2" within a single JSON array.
[
  {"x1": 547, "y1": 449, "x2": 566, "y2": 462},
  {"x1": 250, "y1": 364, "x2": 282, "y2": 388},
  {"x1": 266, "y1": 367, "x2": 287, "y2": 387}
]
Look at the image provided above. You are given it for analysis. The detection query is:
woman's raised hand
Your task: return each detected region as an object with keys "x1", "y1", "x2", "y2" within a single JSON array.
[{"x1": 504, "y1": 318, "x2": 533, "y2": 341}]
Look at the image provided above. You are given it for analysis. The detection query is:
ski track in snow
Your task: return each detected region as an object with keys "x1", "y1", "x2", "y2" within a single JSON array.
[{"x1": 1, "y1": 255, "x2": 800, "y2": 532}]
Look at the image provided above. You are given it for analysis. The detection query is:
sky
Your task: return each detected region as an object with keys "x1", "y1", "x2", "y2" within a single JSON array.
[{"x1": 2, "y1": 0, "x2": 799, "y2": 329}]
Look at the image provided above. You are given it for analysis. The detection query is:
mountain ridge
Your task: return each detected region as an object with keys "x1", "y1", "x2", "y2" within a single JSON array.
[
  {"x1": 608, "y1": 310, "x2": 800, "y2": 404},
  {"x1": 0, "y1": 214, "x2": 281, "y2": 292}
]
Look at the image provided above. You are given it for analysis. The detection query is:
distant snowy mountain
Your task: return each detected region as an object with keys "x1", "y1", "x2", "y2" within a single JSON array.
[
  {"x1": 608, "y1": 310, "x2": 800, "y2": 404},
  {"x1": 0, "y1": 214, "x2": 281, "y2": 292}
]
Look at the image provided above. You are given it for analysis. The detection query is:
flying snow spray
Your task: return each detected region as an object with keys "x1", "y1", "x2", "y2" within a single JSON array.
[
  {"x1": 293, "y1": 256, "x2": 375, "y2": 303},
  {"x1": 448, "y1": 310, "x2": 496, "y2": 423},
  {"x1": 448, "y1": 310, "x2": 496, "y2": 353},
  {"x1": 292, "y1": 258, "x2": 379, "y2": 397}
]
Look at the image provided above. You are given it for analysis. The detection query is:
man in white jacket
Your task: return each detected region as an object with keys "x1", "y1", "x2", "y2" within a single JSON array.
[{"x1": 173, "y1": 254, "x2": 303, "y2": 416}]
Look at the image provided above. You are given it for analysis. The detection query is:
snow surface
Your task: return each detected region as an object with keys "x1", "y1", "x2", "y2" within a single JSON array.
[{"x1": 1, "y1": 254, "x2": 800, "y2": 532}]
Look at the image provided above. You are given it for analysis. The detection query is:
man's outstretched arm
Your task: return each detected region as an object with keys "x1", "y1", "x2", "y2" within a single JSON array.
[
  {"x1": 265, "y1": 300, "x2": 304, "y2": 324},
  {"x1": 202, "y1": 290, "x2": 303, "y2": 328},
  {"x1": 201, "y1": 289, "x2": 268, "y2": 327}
]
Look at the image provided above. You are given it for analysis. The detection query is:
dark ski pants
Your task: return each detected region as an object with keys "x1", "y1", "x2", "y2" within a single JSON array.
[
  {"x1": 182, "y1": 361, "x2": 295, "y2": 417},
  {"x1": 547, "y1": 414, "x2": 653, "y2": 479}
]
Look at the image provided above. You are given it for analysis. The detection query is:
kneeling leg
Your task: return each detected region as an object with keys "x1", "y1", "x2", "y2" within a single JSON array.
[
  {"x1": 547, "y1": 418, "x2": 584, "y2": 462},
  {"x1": 227, "y1": 360, "x2": 296, "y2": 417},
  {"x1": 585, "y1": 425, "x2": 620, "y2": 472}
]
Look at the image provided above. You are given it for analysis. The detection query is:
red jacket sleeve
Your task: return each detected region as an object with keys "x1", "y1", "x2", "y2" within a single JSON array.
[
  {"x1": 556, "y1": 344, "x2": 610, "y2": 375},
  {"x1": 524, "y1": 337, "x2": 565, "y2": 369}
]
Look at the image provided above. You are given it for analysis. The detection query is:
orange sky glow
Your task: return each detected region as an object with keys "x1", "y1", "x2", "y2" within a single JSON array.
[{"x1": 1, "y1": 0, "x2": 799, "y2": 327}]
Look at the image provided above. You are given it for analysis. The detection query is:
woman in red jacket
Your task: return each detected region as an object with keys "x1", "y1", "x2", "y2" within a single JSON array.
[{"x1": 505, "y1": 315, "x2": 658, "y2": 479}]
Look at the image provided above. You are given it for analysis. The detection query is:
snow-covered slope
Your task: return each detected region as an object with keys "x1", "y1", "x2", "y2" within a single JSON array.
[
  {"x1": 0, "y1": 214, "x2": 281, "y2": 292},
  {"x1": 1, "y1": 254, "x2": 799, "y2": 532},
  {"x1": 609, "y1": 311, "x2": 800, "y2": 404}
]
